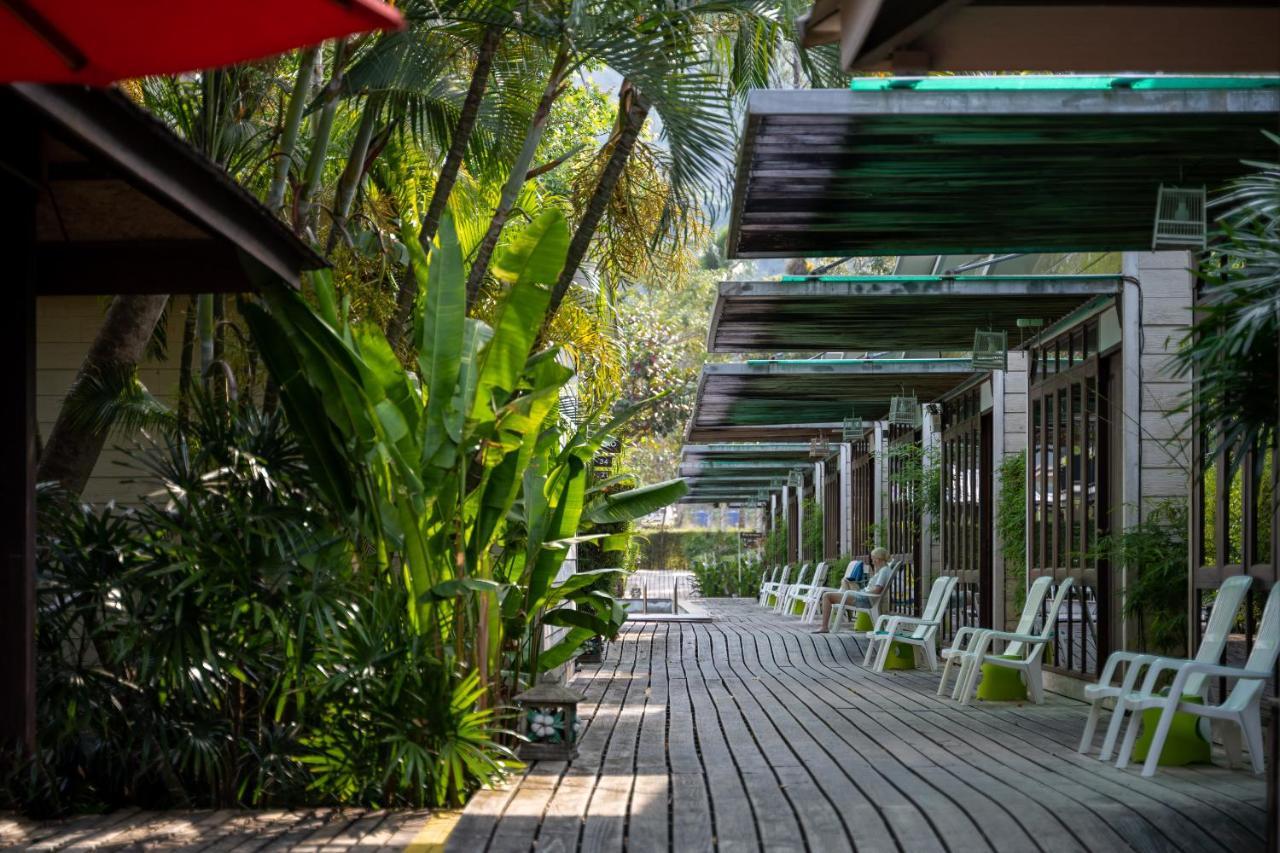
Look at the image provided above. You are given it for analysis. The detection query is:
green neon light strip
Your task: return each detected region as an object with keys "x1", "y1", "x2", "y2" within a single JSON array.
[
  {"x1": 848, "y1": 75, "x2": 1280, "y2": 93},
  {"x1": 777, "y1": 274, "x2": 1119, "y2": 283}
]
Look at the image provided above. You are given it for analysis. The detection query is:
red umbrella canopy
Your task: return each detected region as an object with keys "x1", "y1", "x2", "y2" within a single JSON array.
[{"x1": 1, "y1": 0, "x2": 404, "y2": 85}]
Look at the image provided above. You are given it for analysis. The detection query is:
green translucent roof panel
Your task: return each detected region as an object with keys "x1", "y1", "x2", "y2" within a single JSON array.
[
  {"x1": 729, "y1": 83, "x2": 1280, "y2": 257},
  {"x1": 686, "y1": 359, "x2": 976, "y2": 441},
  {"x1": 708, "y1": 275, "x2": 1120, "y2": 352}
]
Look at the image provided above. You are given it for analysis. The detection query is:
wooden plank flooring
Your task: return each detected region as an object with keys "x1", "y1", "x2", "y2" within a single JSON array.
[
  {"x1": 4, "y1": 599, "x2": 1266, "y2": 851},
  {"x1": 0, "y1": 807, "x2": 432, "y2": 851},
  {"x1": 449, "y1": 598, "x2": 1268, "y2": 853}
]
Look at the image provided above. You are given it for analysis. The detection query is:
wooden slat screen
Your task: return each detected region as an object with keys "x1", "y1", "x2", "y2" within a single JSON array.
[
  {"x1": 941, "y1": 386, "x2": 992, "y2": 643},
  {"x1": 1029, "y1": 318, "x2": 1112, "y2": 679}
]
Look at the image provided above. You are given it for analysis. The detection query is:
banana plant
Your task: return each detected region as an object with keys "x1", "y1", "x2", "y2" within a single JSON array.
[{"x1": 244, "y1": 205, "x2": 687, "y2": 700}]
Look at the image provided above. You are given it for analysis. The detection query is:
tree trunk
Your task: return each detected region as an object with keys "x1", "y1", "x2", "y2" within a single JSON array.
[
  {"x1": 297, "y1": 38, "x2": 349, "y2": 236},
  {"x1": 388, "y1": 25, "x2": 501, "y2": 346},
  {"x1": 325, "y1": 91, "x2": 386, "y2": 254},
  {"x1": 546, "y1": 80, "x2": 649, "y2": 321},
  {"x1": 265, "y1": 46, "x2": 318, "y2": 214},
  {"x1": 464, "y1": 49, "x2": 571, "y2": 309},
  {"x1": 37, "y1": 294, "x2": 169, "y2": 496},
  {"x1": 177, "y1": 295, "x2": 197, "y2": 422}
]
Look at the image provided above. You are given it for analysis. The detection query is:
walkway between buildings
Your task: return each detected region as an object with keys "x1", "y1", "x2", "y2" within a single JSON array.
[{"x1": 450, "y1": 599, "x2": 1266, "y2": 853}]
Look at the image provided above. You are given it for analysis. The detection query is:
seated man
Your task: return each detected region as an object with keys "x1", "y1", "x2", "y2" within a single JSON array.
[{"x1": 815, "y1": 547, "x2": 889, "y2": 634}]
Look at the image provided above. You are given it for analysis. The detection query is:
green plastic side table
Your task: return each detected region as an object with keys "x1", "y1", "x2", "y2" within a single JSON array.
[
  {"x1": 853, "y1": 611, "x2": 874, "y2": 632},
  {"x1": 1132, "y1": 694, "x2": 1210, "y2": 765},
  {"x1": 976, "y1": 654, "x2": 1027, "y2": 701}
]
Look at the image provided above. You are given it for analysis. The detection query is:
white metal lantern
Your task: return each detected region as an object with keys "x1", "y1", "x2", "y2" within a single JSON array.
[
  {"x1": 971, "y1": 329, "x2": 1008, "y2": 371},
  {"x1": 841, "y1": 416, "x2": 861, "y2": 441},
  {"x1": 808, "y1": 436, "x2": 831, "y2": 458},
  {"x1": 888, "y1": 394, "x2": 920, "y2": 427},
  {"x1": 1152, "y1": 184, "x2": 1206, "y2": 250},
  {"x1": 788, "y1": 467, "x2": 805, "y2": 487}
]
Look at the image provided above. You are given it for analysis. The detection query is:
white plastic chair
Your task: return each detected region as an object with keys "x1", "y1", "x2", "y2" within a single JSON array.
[
  {"x1": 828, "y1": 562, "x2": 901, "y2": 633},
  {"x1": 937, "y1": 575, "x2": 1054, "y2": 700},
  {"x1": 783, "y1": 561, "x2": 829, "y2": 617},
  {"x1": 772, "y1": 563, "x2": 813, "y2": 613},
  {"x1": 800, "y1": 562, "x2": 849, "y2": 623},
  {"x1": 758, "y1": 565, "x2": 789, "y2": 608},
  {"x1": 863, "y1": 575, "x2": 958, "y2": 672},
  {"x1": 1079, "y1": 574, "x2": 1252, "y2": 760},
  {"x1": 952, "y1": 578, "x2": 1073, "y2": 706},
  {"x1": 757, "y1": 566, "x2": 781, "y2": 606},
  {"x1": 1114, "y1": 580, "x2": 1280, "y2": 777}
]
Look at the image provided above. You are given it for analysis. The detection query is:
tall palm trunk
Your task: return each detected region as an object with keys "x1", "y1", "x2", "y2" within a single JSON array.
[
  {"x1": 388, "y1": 25, "x2": 501, "y2": 345},
  {"x1": 297, "y1": 39, "x2": 349, "y2": 236},
  {"x1": 546, "y1": 80, "x2": 649, "y2": 321},
  {"x1": 325, "y1": 92, "x2": 387, "y2": 254},
  {"x1": 265, "y1": 46, "x2": 319, "y2": 213},
  {"x1": 464, "y1": 48, "x2": 571, "y2": 309},
  {"x1": 37, "y1": 295, "x2": 169, "y2": 496}
]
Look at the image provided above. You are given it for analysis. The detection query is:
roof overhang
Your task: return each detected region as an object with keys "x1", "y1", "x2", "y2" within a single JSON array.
[
  {"x1": 10, "y1": 84, "x2": 325, "y2": 294},
  {"x1": 708, "y1": 275, "x2": 1122, "y2": 352},
  {"x1": 798, "y1": 2, "x2": 1280, "y2": 74},
  {"x1": 686, "y1": 358, "x2": 977, "y2": 441},
  {"x1": 728, "y1": 77, "x2": 1280, "y2": 258}
]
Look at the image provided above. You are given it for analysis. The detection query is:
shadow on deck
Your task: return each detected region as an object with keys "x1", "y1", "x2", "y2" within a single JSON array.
[{"x1": 449, "y1": 598, "x2": 1267, "y2": 853}]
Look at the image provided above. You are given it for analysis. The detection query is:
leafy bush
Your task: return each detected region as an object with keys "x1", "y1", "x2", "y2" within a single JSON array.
[
  {"x1": 689, "y1": 558, "x2": 765, "y2": 598},
  {"x1": 11, "y1": 399, "x2": 513, "y2": 814},
  {"x1": 1096, "y1": 500, "x2": 1190, "y2": 656},
  {"x1": 996, "y1": 451, "x2": 1028, "y2": 617}
]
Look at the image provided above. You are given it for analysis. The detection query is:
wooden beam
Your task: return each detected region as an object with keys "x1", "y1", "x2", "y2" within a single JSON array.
[{"x1": 0, "y1": 120, "x2": 39, "y2": 754}]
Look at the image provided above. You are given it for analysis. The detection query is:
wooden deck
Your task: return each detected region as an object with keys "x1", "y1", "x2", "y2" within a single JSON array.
[
  {"x1": 0, "y1": 807, "x2": 433, "y2": 850},
  {"x1": 449, "y1": 598, "x2": 1268, "y2": 853}
]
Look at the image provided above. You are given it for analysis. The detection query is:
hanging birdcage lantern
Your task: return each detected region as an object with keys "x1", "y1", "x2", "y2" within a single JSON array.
[
  {"x1": 808, "y1": 436, "x2": 831, "y2": 458},
  {"x1": 971, "y1": 329, "x2": 1008, "y2": 371},
  {"x1": 888, "y1": 394, "x2": 920, "y2": 427},
  {"x1": 788, "y1": 466, "x2": 805, "y2": 487},
  {"x1": 841, "y1": 416, "x2": 861, "y2": 441},
  {"x1": 1152, "y1": 184, "x2": 1206, "y2": 250}
]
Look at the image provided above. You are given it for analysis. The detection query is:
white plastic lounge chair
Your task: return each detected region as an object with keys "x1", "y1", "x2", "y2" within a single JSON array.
[
  {"x1": 937, "y1": 575, "x2": 1055, "y2": 700},
  {"x1": 772, "y1": 563, "x2": 813, "y2": 613},
  {"x1": 952, "y1": 578, "x2": 1073, "y2": 706},
  {"x1": 1113, "y1": 580, "x2": 1280, "y2": 777},
  {"x1": 783, "y1": 561, "x2": 829, "y2": 617},
  {"x1": 1079, "y1": 574, "x2": 1252, "y2": 760},
  {"x1": 758, "y1": 565, "x2": 788, "y2": 607},
  {"x1": 763, "y1": 564, "x2": 802, "y2": 611},
  {"x1": 828, "y1": 562, "x2": 901, "y2": 633},
  {"x1": 800, "y1": 559, "x2": 862, "y2": 623},
  {"x1": 757, "y1": 566, "x2": 780, "y2": 606},
  {"x1": 863, "y1": 575, "x2": 958, "y2": 672}
]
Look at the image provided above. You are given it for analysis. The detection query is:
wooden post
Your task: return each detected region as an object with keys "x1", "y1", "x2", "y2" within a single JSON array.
[{"x1": 1, "y1": 123, "x2": 38, "y2": 753}]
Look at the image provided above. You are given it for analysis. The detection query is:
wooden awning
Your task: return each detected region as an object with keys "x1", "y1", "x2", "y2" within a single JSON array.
[
  {"x1": 708, "y1": 275, "x2": 1121, "y2": 352},
  {"x1": 728, "y1": 77, "x2": 1280, "y2": 258},
  {"x1": 796, "y1": 1, "x2": 1280, "y2": 74},
  {"x1": 11, "y1": 84, "x2": 326, "y2": 294}
]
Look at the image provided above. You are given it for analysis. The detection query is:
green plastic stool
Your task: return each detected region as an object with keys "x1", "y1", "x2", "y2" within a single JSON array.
[
  {"x1": 1132, "y1": 694, "x2": 1210, "y2": 766},
  {"x1": 853, "y1": 611, "x2": 874, "y2": 632},
  {"x1": 976, "y1": 654, "x2": 1027, "y2": 701},
  {"x1": 882, "y1": 640, "x2": 917, "y2": 670},
  {"x1": 792, "y1": 599, "x2": 807, "y2": 616}
]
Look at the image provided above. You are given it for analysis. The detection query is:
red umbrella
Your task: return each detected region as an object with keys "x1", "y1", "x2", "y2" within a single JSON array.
[{"x1": 0, "y1": 0, "x2": 404, "y2": 85}]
